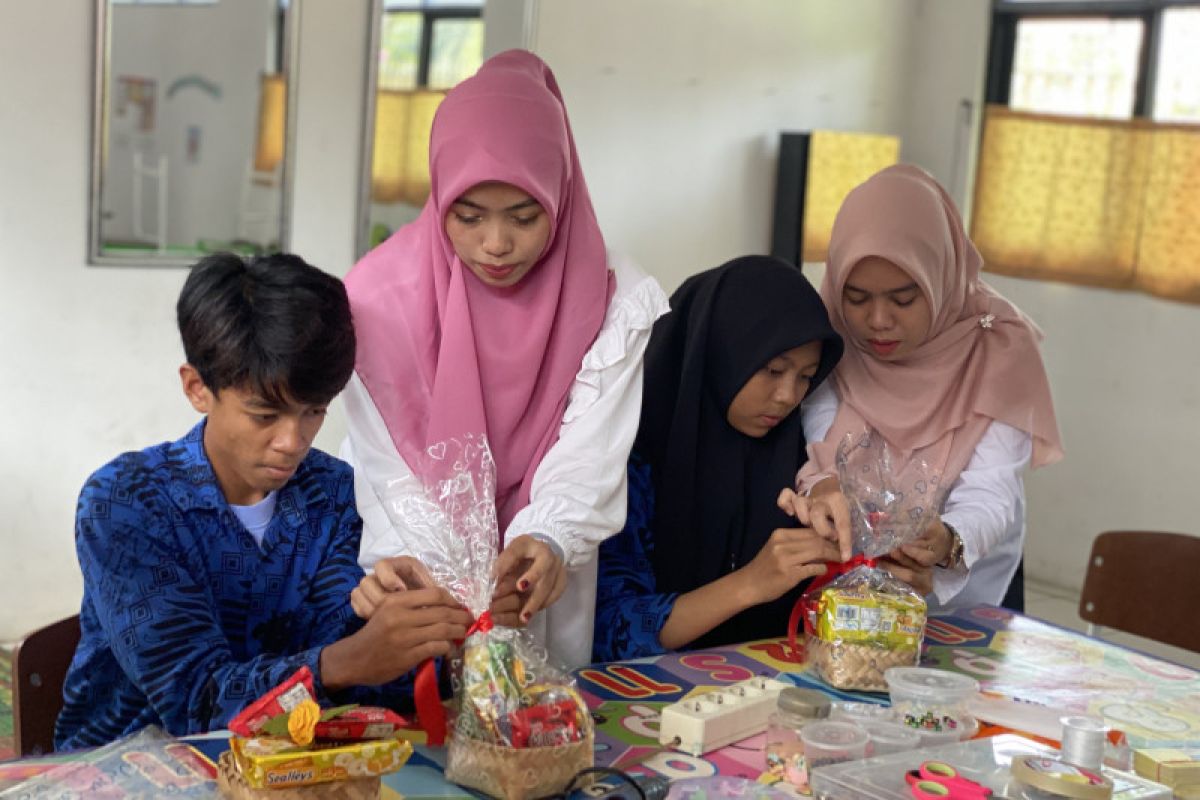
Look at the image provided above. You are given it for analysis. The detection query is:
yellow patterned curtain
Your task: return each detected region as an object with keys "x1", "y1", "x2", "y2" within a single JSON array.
[
  {"x1": 803, "y1": 131, "x2": 900, "y2": 263},
  {"x1": 372, "y1": 89, "x2": 445, "y2": 205},
  {"x1": 253, "y1": 73, "x2": 286, "y2": 173},
  {"x1": 972, "y1": 105, "x2": 1200, "y2": 303}
]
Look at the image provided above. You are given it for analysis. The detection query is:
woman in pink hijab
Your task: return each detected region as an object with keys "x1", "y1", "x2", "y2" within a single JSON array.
[
  {"x1": 786, "y1": 164, "x2": 1063, "y2": 613},
  {"x1": 339, "y1": 51, "x2": 667, "y2": 667}
]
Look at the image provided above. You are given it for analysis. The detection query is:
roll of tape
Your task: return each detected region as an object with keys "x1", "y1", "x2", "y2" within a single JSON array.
[{"x1": 1010, "y1": 756, "x2": 1113, "y2": 800}]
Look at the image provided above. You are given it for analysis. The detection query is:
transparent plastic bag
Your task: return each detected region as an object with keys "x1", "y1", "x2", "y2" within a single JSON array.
[
  {"x1": 379, "y1": 435, "x2": 592, "y2": 799},
  {"x1": 804, "y1": 431, "x2": 942, "y2": 691},
  {"x1": 0, "y1": 726, "x2": 219, "y2": 799}
]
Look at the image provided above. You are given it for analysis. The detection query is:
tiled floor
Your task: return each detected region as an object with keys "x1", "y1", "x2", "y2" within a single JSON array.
[{"x1": 1025, "y1": 579, "x2": 1200, "y2": 670}]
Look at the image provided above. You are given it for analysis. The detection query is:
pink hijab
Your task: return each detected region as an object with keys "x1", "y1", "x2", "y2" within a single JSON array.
[
  {"x1": 801, "y1": 164, "x2": 1063, "y2": 489},
  {"x1": 346, "y1": 50, "x2": 613, "y2": 532}
]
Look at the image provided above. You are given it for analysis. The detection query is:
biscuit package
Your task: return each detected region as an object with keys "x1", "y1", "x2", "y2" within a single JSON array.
[
  {"x1": 803, "y1": 431, "x2": 942, "y2": 691},
  {"x1": 224, "y1": 668, "x2": 415, "y2": 790},
  {"x1": 377, "y1": 435, "x2": 593, "y2": 800}
]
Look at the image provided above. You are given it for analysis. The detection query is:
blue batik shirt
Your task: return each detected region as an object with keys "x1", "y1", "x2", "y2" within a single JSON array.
[
  {"x1": 55, "y1": 420, "x2": 411, "y2": 750},
  {"x1": 592, "y1": 454, "x2": 680, "y2": 663}
]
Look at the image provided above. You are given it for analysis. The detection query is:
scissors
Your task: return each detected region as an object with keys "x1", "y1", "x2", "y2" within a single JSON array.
[{"x1": 905, "y1": 761, "x2": 994, "y2": 798}]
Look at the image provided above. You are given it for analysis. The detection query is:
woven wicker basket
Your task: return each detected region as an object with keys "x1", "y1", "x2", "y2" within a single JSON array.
[{"x1": 444, "y1": 729, "x2": 594, "y2": 800}]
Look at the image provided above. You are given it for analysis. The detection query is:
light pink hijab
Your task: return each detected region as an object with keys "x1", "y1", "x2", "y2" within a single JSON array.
[
  {"x1": 346, "y1": 50, "x2": 613, "y2": 532},
  {"x1": 800, "y1": 164, "x2": 1063, "y2": 490}
]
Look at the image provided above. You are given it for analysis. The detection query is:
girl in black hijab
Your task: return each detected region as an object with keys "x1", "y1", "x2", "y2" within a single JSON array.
[{"x1": 593, "y1": 255, "x2": 846, "y2": 661}]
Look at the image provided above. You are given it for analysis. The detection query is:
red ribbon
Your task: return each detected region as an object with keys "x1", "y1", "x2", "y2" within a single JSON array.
[
  {"x1": 413, "y1": 610, "x2": 495, "y2": 746},
  {"x1": 413, "y1": 659, "x2": 446, "y2": 745},
  {"x1": 466, "y1": 609, "x2": 494, "y2": 638},
  {"x1": 786, "y1": 554, "x2": 877, "y2": 661}
]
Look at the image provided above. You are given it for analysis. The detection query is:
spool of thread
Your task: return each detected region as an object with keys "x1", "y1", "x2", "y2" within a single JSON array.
[{"x1": 1060, "y1": 715, "x2": 1108, "y2": 771}]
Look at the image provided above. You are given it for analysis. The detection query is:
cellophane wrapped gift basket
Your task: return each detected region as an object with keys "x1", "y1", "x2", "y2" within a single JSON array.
[
  {"x1": 801, "y1": 431, "x2": 944, "y2": 691},
  {"x1": 379, "y1": 435, "x2": 593, "y2": 800}
]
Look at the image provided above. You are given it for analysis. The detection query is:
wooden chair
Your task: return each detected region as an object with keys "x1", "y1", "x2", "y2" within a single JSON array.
[
  {"x1": 11, "y1": 615, "x2": 81, "y2": 756},
  {"x1": 1079, "y1": 531, "x2": 1200, "y2": 654}
]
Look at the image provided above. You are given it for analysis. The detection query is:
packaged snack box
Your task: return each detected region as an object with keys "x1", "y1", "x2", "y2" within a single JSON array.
[
  {"x1": 229, "y1": 734, "x2": 412, "y2": 790},
  {"x1": 1133, "y1": 747, "x2": 1200, "y2": 791}
]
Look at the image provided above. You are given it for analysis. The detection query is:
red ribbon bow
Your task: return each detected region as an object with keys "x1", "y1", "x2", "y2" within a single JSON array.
[{"x1": 413, "y1": 610, "x2": 494, "y2": 746}]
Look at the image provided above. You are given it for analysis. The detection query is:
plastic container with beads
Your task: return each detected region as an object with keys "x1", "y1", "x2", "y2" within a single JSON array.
[
  {"x1": 885, "y1": 666, "x2": 979, "y2": 745},
  {"x1": 799, "y1": 720, "x2": 870, "y2": 772},
  {"x1": 763, "y1": 687, "x2": 831, "y2": 793}
]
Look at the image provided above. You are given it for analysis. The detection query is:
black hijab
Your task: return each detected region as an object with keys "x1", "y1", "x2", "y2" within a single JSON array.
[{"x1": 635, "y1": 255, "x2": 843, "y2": 649}]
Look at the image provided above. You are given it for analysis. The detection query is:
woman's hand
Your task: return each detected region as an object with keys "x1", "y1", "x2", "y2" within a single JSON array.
[
  {"x1": 488, "y1": 574, "x2": 525, "y2": 628},
  {"x1": 733, "y1": 527, "x2": 843, "y2": 607},
  {"x1": 892, "y1": 517, "x2": 953, "y2": 570},
  {"x1": 350, "y1": 555, "x2": 438, "y2": 620},
  {"x1": 492, "y1": 534, "x2": 567, "y2": 624},
  {"x1": 777, "y1": 478, "x2": 853, "y2": 561},
  {"x1": 879, "y1": 518, "x2": 951, "y2": 596},
  {"x1": 879, "y1": 555, "x2": 934, "y2": 597}
]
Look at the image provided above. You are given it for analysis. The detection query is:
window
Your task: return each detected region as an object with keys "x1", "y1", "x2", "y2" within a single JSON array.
[
  {"x1": 360, "y1": 1, "x2": 485, "y2": 255},
  {"x1": 975, "y1": 1, "x2": 1200, "y2": 303},
  {"x1": 1154, "y1": 7, "x2": 1200, "y2": 121},
  {"x1": 1008, "y1": 18, "x2": 1143, "y2": 118},
  {"x1": 378, "y1": 1, "x2": 484, "y2": 91}
]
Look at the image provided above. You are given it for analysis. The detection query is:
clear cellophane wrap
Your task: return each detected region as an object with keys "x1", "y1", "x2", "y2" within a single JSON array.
[
  {"x1": 379, "y1": 435, "x2": 592, "y2": 800},
  {"x1": 803, "y1": 431, "x2": 943, "y2": 691}
]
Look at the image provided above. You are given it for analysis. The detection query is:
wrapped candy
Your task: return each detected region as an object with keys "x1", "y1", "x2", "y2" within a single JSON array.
[
  {"x1": 801, "y1": 431, "x2": 943, "y2": 691},
  {"x1": 377, "y1": 435, "x2": 593, "y2": 800}
]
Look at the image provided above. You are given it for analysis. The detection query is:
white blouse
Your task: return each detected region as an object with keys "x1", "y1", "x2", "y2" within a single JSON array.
[
  {"x1": 340, "y1": 251, "x2": 669, "y2": 667},
  {"x1": 801, "y1": 381, "x2": 1033, "y2": 612}
]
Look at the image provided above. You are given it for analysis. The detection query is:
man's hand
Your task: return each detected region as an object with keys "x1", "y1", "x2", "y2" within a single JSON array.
[
  {"x1": 350, "y1": 555, "x2": 437, "y2": 620},
  {"x1": 492, "y1": 534, "x2": 567, "y2": 624},
  {"x1": 732, "y1": 527, "x2": 843, "y2": 608},
  {"x1": 321, "y1": 587, "x2": 472, "y2": 690}
]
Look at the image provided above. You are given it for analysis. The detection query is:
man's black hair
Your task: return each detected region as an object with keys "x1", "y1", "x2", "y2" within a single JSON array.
[{"x1": 177, "y1": 252, "x2": 355, "y2": 406}]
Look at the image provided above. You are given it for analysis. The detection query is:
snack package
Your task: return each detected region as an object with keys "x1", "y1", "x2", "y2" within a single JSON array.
[
  {"x1": 229, "y1": 666, "x2": 317, "y2": 737},
  {"x1": 223, "y1": 669, "x2": 416, "y2": 791},
  {"x1": 376, "y1": 435, "x2": 593, "y2": 800},
  {"x1": 228, "y1": 735, "x2": 412, "y2": 789},
  {"x1": 802, "y1": 431, "x2": 942, "y2": 691}
]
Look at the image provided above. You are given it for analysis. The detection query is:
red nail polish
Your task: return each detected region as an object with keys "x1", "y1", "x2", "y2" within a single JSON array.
[
  {"x1": 521, "y1": 611, "x2": 530, "y2": 622},
  {"x1": 518, "y1": 579, "x2": 529, "y2": 591}
]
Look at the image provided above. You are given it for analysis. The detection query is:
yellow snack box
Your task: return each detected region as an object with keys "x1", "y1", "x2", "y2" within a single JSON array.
[
  {"x1": 230, "y1": 734, "x2": 413, "y2": 789},
  {"x1": 1133, "y1": 747, "x2": 1200, "y2": 789},
  {"x1": 815, "y1": 586, "x2": 926, "y2": 649}
]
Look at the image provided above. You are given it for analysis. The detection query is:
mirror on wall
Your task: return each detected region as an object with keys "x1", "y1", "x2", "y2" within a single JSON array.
[
  {"x1": 90, "y1": 0, "x2": 298, "y2": 266},
  {"x1": 356, "y1": 0, "x2": 485, "y2": 258}
]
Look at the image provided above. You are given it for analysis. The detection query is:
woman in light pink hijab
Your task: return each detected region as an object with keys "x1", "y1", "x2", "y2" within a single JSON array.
[
  {"x1": 788, "y1": 164, "x2": 1062, "y2": 613},
  {"x1": 341, "y1": 51, "x2": 668, "y2": 666}
]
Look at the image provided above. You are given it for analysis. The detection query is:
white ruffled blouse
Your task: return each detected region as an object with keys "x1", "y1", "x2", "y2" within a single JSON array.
[{"x1": 340, "y1": 251, "x2": 669, "y2": 667}]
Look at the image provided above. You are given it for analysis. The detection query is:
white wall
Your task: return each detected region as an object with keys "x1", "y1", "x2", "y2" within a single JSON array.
[
  {"x1": 532, "y1": 0, "x2": 923, "y2": 292},
  {"x1": 898, "y1": 0, "x2": 991, "y2": 214}
]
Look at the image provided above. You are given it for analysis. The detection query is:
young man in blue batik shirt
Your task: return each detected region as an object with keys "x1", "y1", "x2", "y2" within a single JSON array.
[{"x1": 55, "y1": 253, "x2": 472, "y2": 750}]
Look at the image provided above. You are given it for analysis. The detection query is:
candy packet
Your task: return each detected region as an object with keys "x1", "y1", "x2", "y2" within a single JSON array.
[
  {"x1": 377, "y1": 435, "x2": 593, "y2": 800},
  {"x1": 802, "y1": 430, "x2": 943, "y2": 691}
]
